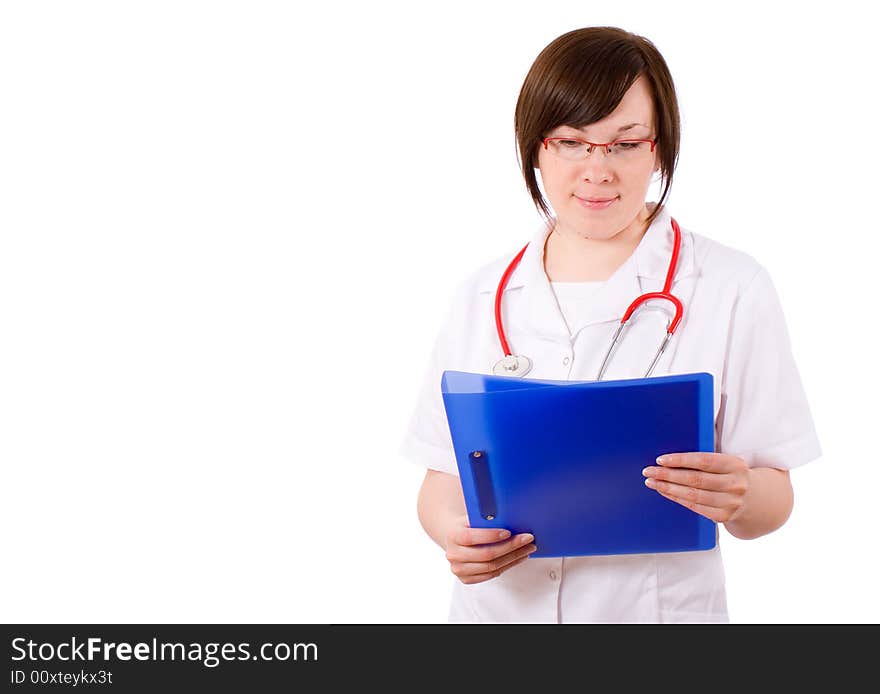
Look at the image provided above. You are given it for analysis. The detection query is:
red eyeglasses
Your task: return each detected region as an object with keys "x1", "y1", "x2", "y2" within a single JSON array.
[{"x1": 542, "y1": 137, "x2": 657, "y2": 161}]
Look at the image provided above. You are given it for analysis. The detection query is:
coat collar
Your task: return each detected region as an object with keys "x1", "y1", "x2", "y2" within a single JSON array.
[{"x1": 478, "y1": 204, "x2": 697, "y2": 339}]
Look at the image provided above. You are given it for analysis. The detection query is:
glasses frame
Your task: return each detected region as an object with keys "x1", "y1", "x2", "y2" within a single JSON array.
[{"x1": 542, "y1": 136, "x2": 657, "y2": 158}]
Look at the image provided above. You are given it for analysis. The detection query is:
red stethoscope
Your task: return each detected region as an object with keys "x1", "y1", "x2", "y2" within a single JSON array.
[{"x1": 492, "y1": 216, "x2": 684, "y2": 380}]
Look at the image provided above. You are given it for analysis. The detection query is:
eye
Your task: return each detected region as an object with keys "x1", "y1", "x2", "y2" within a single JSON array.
[{"x1": 557, "y1": 139, "x2": 583, "y2": 148}]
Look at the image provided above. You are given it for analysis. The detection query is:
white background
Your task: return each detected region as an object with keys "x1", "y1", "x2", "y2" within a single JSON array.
[{"x1": 1, "y1": 1, "x2": 876, "y2": 624}]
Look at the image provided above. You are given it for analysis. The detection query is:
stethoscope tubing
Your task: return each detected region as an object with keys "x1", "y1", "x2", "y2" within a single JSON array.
[{"x1": 494, "y1": 217, "x2": 683, "y2": 380}]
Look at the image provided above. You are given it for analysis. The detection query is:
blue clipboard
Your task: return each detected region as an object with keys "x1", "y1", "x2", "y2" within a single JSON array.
[{"x1": 440, "y1": 371, "x2": 717, "y2": 557}]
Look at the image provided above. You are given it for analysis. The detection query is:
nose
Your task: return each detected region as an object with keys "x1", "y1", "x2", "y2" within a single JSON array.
[{"x1": 578, "y1": 149, "x2": 615, "y2": 183}]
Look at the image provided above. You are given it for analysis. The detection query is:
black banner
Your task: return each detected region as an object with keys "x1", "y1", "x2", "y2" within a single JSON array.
[{"x1": 1, "y1": 624, "x2": 874, "y2": 689}]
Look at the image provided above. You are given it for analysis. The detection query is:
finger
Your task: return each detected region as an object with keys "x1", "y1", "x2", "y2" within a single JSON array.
[
  {"x1": 453, "y1": 544, "x2": 538, "y2": 584},
  {"x1": 651, "y1": 486, "x2": 739, "y2": 523},
  {"x1": 457, "y1": 553, "x2": 534, "y2": 586},
  {"x1": 643, "y1": 466, "x2": 737, "y2": 493},
  {"x1": 644, "y1": 476, "x2": 734, "y2": 509},
  {"x1": 655, "y1": 452, "x2": 746, "y2": 473},
  {"x1": 450, "y1": 526, "x2": 515, "y2": 548},
  {"x1": 447, "y1": 532, "x2": 535, "y2": 563}
]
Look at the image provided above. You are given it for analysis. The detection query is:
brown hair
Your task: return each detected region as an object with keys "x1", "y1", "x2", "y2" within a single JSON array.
[{"x1": 514, "y1": 27, "x2": 681, "y2": 229}]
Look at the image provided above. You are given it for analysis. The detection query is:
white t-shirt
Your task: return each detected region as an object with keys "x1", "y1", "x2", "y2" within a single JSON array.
[
  {"x1": 549, "y1": 280, "x2": 605, "y2": 337},
  {"x1": 399, "y1": 203, "x2": 822, "y2": 623}
]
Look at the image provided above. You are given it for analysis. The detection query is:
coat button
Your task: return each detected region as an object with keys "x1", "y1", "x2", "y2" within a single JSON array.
[
  {"x1": 549, "y1": 570, "x2": 558, "y2": 580},
  {"x1": 562, "y1": 356, "x2": 570, "y2": 366}
]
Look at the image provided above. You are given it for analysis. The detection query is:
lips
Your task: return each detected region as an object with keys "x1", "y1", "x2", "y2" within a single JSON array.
[
  {"x1": 578, "y1": 195, "x2": 618, "y2": 203},
  {"x1": 575, "y1": 194, "x2": 619, "y2": 210}
]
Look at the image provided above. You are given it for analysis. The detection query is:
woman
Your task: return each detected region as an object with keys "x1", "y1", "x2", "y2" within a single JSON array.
[{"x1": 400, "y1": 26, "x2": 821, "y2": 622}]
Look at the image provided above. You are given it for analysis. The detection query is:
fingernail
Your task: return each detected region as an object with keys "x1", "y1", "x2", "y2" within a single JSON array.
[
  {"x1": 520, "y1": 533, "x2": 534, "y2": 544},
  {"x1": 642, "y1": 467, "x2": 652, "y2": 476},
  {"x1": 645, "y1": 478, "x2": 656, "y2": 487},
  {"x1": 656, "y1": 455, "x2": 668, "y2": 465},
  {"x1": 498, "y1": 530, "x2": 510, "y2": 540}
]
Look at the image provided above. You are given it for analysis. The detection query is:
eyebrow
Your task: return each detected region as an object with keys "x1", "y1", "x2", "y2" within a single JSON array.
[
  {"x1": 615, "y1": 123, "x2": 649, "y2": 132},
  {"x1": 561, "y1": 122, "x2": 650, "y2": 136}
]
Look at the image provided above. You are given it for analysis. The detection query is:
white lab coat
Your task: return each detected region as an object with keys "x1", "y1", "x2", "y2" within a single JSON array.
[{"x1": 400, "y1": 203, "x2": 822, "y2": 623}]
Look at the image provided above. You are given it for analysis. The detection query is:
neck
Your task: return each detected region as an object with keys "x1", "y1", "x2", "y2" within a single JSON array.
[{"x1": 544, "y1": 204, "x2": 654, "y2": 282}]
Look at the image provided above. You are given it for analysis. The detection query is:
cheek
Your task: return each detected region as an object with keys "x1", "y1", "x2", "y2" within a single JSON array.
[{"x1": 537, "y1": 162, "x2": 571, "y2": 197}]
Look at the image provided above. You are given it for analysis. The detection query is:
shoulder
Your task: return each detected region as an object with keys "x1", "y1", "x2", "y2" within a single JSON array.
[
  {"x1": 448, "y1": 246, "x2": 530, "y2": 301},
  {"x1": 685, "y1": 229, "x2": 790, "y2": 331},
  {"x1": 430, "y1": 248, "x2": 522, "y2": 345},
  {"x1": 689, "y1": 229, "x2": 766, "y2": 291},
  {"x1": 446, "y1": 216, "x2": 548, "y2": 299}
]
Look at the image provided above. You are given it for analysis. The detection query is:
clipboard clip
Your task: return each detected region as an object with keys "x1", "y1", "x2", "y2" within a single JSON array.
[{"x1": 468, "y1": 450, "x2": 498, "y2": 521}]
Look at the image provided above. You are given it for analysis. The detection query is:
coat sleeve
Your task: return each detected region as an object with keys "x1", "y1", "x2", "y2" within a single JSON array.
[
  {"x1": 397, "y1": 286, "x2": 463, "y2": 477},
  {"x1": 716, "y1": 266, "x2": 822, "y2": 469}
]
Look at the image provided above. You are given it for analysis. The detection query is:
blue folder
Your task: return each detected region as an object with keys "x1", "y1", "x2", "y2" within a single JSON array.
[{"x1": 440, "y1": 371, "x2": 717, "y2": 557}]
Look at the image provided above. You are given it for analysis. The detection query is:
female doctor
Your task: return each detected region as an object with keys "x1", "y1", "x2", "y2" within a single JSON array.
[{"x1": 400, "y1": 26, "x2": 821, "y2": 622}]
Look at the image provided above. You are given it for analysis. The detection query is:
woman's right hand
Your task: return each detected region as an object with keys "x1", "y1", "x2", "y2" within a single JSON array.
[{"x1": 444, "y1": 515, "x2": 537, "y2": 585}]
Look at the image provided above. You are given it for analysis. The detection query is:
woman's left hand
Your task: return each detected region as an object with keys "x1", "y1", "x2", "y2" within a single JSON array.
[{"x1": 642, "y1": 452, "x2": 750, "y2": 523}]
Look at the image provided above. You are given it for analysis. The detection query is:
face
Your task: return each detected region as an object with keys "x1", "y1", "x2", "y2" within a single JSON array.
[{"x1": 536, "y1": 74, "x2": 661, "y2": 241}]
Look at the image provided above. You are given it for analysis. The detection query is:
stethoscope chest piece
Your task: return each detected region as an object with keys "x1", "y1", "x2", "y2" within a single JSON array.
[{"x1": 493, "y1": 354, "x2": 532, "y2": 377}]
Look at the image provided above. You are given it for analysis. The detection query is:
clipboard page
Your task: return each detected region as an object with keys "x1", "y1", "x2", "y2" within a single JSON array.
[{"x1": 441, "y1": 371, "x2": 716, "y2": 557}]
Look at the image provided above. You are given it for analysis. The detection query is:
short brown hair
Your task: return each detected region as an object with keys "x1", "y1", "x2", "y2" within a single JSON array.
[{"x1": 514, "y1": 27, "x2": 681, "y2": 228}]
